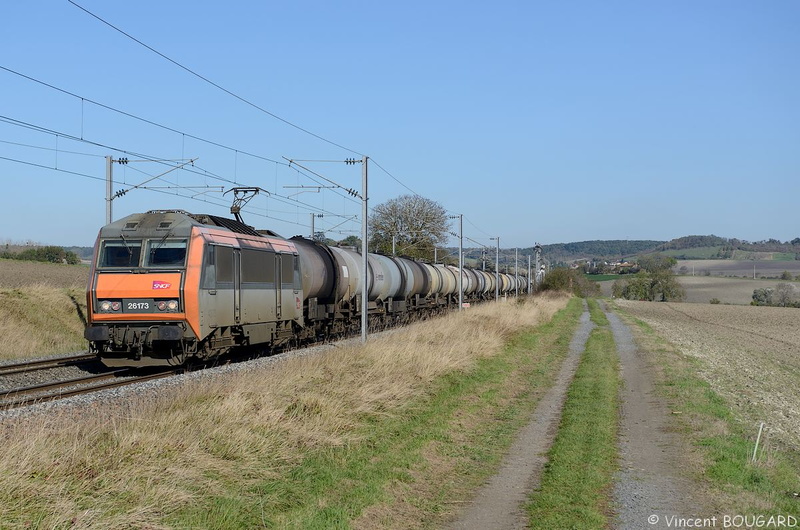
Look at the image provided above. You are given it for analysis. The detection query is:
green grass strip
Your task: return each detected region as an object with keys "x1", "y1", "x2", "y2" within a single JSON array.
[
  {"x1": 526, "y1": 301, "x2": 620, "y2": 529},
  {"x1": 167, "y1": 298, "x2": 585, "y2": 529},
  {"x1": 587, "y1": 297, "x2": 608, "y2": 326},
  {"x1": 584, "y1": 274, "x2": 621, "y2": 283}
]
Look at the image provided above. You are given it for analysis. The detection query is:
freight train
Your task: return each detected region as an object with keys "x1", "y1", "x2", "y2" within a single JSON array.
[{"x1": 84, "y1": 210, "x2": 528, "y2": 368}]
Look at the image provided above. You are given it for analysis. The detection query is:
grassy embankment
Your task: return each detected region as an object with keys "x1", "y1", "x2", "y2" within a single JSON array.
[
  {"x1": 526, "y1": 298, "x2": 621, "y2": 528},
  {"x1": 613, "y1": 305, "x2": 800, "y2": 518},
  {"x1": 0, "y1": 259, "x2": 89, "y2": 359},
  {"x1": 0, "y1": 294, "x2": 581, "y2": 528}
]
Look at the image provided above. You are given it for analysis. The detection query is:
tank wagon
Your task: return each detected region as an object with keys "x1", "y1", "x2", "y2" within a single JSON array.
[{"x1": 84, "y1": 210, "x2": 527, "y2": 368}]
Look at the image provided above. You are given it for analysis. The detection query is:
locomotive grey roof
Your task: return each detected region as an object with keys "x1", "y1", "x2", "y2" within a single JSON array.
[{"x1": 99, "y1": 210, "x2": 283, "y2": 239}]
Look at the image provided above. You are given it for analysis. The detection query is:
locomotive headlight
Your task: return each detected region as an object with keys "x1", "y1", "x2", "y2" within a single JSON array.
[
  {"x1": 156, "y1": 301, "x2": 167, "y2": 311},
  {"x1": 166, "y1": 300, "x2": 179, "y2": 311},
  {"x1": 110, "y1": 302, "x2": 121, "y2": 311},
  {"x1": 99, "y1": 300, "x2": 112, "y2": 312}
]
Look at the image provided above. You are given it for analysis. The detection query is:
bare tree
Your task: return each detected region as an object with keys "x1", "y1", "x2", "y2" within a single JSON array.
[
  {"x1": 774, "y1": 283, "x2": 796, "y2": 307},
  {"x1": 369, "y1": 195, "x2": 450, "y2": 259}
]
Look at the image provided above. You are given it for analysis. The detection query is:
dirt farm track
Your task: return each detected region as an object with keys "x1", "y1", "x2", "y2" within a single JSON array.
[{"x1": 615, "y1": 300, "x2": 800, "y2": 452}]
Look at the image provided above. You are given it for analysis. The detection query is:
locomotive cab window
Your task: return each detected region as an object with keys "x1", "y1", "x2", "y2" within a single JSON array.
[
  {"x1": 145, "y1": 239, "x2": 188, "y2": 268},
  {"x1": 99, "y1": 239, "x2": 142, "y2": 268}
]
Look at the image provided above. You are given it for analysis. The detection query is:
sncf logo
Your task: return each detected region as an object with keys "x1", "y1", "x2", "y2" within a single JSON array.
[{"x1": 152, "y1": 281, "x2": 172, "y2": 290}]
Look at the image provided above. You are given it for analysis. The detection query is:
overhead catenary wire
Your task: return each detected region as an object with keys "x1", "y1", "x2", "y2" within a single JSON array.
[
  {"x1": 0, "y1": 153, "x2": 326, "y2": 230},
  {"x1": 0, "y1": 65, "x2": 283, "y2": 167},
  {"x1": 67, "y1": 1, "x2": 363, "y2": 157},
  {"x1": 0, "y1": 154, "x2": 105, "y2": 183},
  {"x1": 1, "y1": 113, "x2": 488, "y2": 243},
  {"x1": 0, "y1": 113, "x2": 361, "y2": 223},
  {"x1": 464, "y1": 216, "x2": 494, "y2": 239},
  {"x1": 368, "y1": 160, "x2": 498, "y2": 239},
  {"x1": 0, "y1": 65, "x2": 362, "y2": 207},
  {"x1": 133, "y1": 158, "x2": 356, "y2": 219},
  {"x1": 186, "y1": 162, "x2": 361, "y2": 220},
  {"x1": 463, "y1": 235, "x2": 490, "y2": 248},
  {"x1": 2, "y1": 63, "x2": 497, "y2": 242},
  {"x1": 1, "y1": 45, "x2": 434, "y2": 218},
  {"x1": 368, "y1": 158, "x2": 426, "y2": 200},
  {"x1": 0, "y1": 138, "x2": 104, "y2": 158},
  {"x1": 120, "y1": 159, "x2": 362, "y2": 225},
  {"x1": 0, "y1": 148, "x2": 359, "y2": 237},
  {"x1": 0, "y1": 66, "x2": 490, "y2": 239}
]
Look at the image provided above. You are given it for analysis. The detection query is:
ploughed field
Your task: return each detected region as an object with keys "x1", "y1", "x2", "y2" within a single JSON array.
[
  {"x1": 676, "y1": 276, "x2": 792, "y2": 304},
  {"x1": 616, "y1": 300, "x2": 800, "y2": 451},
  {"x1": 599, "y1": 275, "x2": 794, "y2": 305},
  {"x1": 673, "y1": 259, "x2": 800, "y2": 279}
]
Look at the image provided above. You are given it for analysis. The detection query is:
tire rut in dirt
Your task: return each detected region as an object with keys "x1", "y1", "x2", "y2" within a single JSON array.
[
  {"x1": 605, "y1": 306, "x2": 705, "y2": 528},
  {"x1": 450, "y1": 301, "x2": 594, "y2": 530}
]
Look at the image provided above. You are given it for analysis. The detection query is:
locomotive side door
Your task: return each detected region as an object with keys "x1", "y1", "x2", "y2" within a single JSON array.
[
  {"x1": 203, "y1": 244, "x2": 236, "y2": 329},
  {"x1": 275, "y1": 253, "x2": 282, "y2": 319},
  {"x1": 233, "y1": 248, "x2": 241, "y2": 323}
]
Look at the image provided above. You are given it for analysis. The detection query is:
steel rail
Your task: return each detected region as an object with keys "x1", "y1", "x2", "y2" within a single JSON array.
[
  {"x1": 0, "y1": 353, "x2": 97, "y2": 376},
  {"x1": 0, "y1": 369, "x2": 181, "y2": 410}
]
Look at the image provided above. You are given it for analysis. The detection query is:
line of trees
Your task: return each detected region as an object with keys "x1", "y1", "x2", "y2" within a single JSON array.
[
  {"x1": 611, "y1": 254, "x2": 685, "y2": 302},
  {"x1": 1, "y1": 246, "x2": 81, "y2": 265},
  {"x1": 657, "y1": 235, "x2": 800, "y2": 255},
  {"x1": 752, "y1": 284, "x2": 800, "y2": 308},
  {"x1": 539, "y1": 268, "x2": 599, "y2": 297}
]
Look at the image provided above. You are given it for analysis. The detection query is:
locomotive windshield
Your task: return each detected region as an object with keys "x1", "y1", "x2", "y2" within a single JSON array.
[
  {"x1": 145, "y1": 239, "x2": 188, "y2": 268},
  {"x1": 99, "y1": 239, "x2": 142, "y2": 268},
  {"x1": 98, "y1": 238, "x2": 187, "y2": 268}
]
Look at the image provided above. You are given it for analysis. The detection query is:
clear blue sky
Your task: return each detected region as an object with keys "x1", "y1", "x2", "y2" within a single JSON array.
[{"x1": 1, "y1": 1, "x2": 798, "y2": 249}]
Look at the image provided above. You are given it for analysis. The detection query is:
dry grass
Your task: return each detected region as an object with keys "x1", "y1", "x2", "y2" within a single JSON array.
[
  {"x1": 0, "y1": 259, "x2": 89, "y2": 289},
  {"x1": 615, "y1": 300, "x2": 800, "y2": 450},
  {"x1": 0, "y1": 294, "x2": 569, "y2": 528},
  {"x1": 0, "y1": 285, "x2": 88, "y2": 360},
  {"x1": 0, "y1": 260, "x2": 89, "y2": 359}
]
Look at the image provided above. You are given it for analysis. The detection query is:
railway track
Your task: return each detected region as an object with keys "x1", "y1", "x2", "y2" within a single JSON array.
[
  {"x1": 0, "y1": 324, "x2": 395, "y2": 413},
  {"x1": 0, "y1": 353, "x2": 97, "y2": 376},
  {"x1": 0, "y1": 354, "x2": 183, "y2": 410}
]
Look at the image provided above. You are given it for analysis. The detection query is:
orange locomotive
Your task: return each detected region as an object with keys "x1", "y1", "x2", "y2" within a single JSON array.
[{"x1": 85, "y1": 210, "x2": 304, "y2": 367}]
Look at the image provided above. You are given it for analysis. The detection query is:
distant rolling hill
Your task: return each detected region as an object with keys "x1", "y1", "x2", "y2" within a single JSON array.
[
  {"x1": 542, "y1": 240, "x2": 664, "y2": 264},
  {"x1": 544, "y1": 235, "x2": 800, "y2": 264}
]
